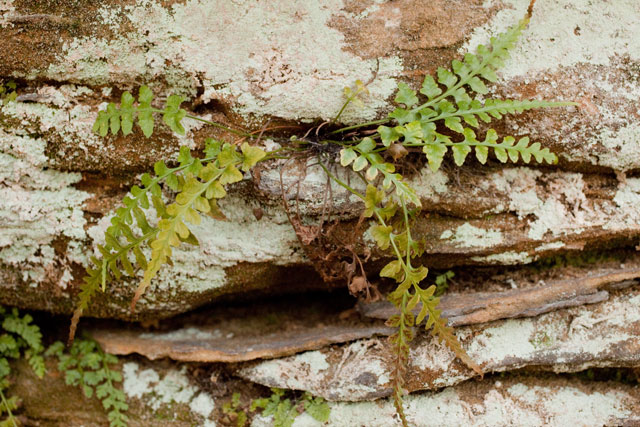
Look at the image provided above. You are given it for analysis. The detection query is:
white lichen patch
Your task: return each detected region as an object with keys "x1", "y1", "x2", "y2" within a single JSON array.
[
  {"x1": 47, "y1": 0, "x2": 403, "y2": 122},
  {"x1": 0, "y1": 0, "x2": 14, "y2": 28},
  {"x1": 440, "y1": 223, "x2": 503, "y2": 249},
  {"x1": 0, "y1": 122, "x2": 89, "y2": 287},
  {"x1": 1, "y1": 87, "x2": 103, "y2": 161},
  {"x1": 587, "y1": 123, "x2": 640, "y2": 172},
  {"x1": 242, "y1": 291, "x2": 640, "y2": 399},
  {"x1": 239, "y1": 339, "x2": 390, "y2": 401},
  {"x1": 607, "y1": 178, "x2": 640, "y2": 230},
  {"x1": 282, "y1": 380, "x2": 636, "y2": 427},
  {"x1": 139, "y1": 327, "x2": 223, "y2": 342},
  {"x1": 464, "y1": 0, "x2": 640, "y2": 80},
  {"x1": 238, "y1": 350, "x2": 331, "y2": 395},
  {"x1": 86, "y1": 191, "x2": 302, "y2": 305},
  {"x1": 481, "y1": 167, "x2": 639, "y2": 242},
  {"x1": 534, "y1": 241, "x2": 565, "y2": 252},
  {"x1": 506, "y1": 384, "x2": 631, "y2": 426},
  {"x1": 471, "y1": 251, "x2": 534, "y2": 265},
  {"x1": 295, "y1": 351, "x2": 330, "y2": 376},
  {"x1": 408, "y1": 168, "x2": 449, "y2": 201},
  {"x1": 122, "y1": 362, "x2": 216, "y2": 423},
  {"x1": 189, "y1": 393, "x2": 215, "y2": 419}
]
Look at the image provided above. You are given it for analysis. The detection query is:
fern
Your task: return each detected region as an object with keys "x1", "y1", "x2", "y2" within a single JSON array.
[
  {"x1": 0, "y1": 81, "x2": 16, "y2": 105},
  {"x1": 374, "y1": 21, "x2": 570, "y2": 176},
  {"x1": 94, "y1": 86, "x2": 247, "y2": 137},
  {"x1": 79, "y1": 16, "x2": 574, "y2": 427},
  {"x1": 251, "y1": 389, "x2": 330, "y2": 427},
  {"x1": 70, "y1": 90, "x2": 268, "y2": 341},
  {"x1": 0, "y1": 307, "x2": 46, "y2": 426},
  {"x1": 331, "y1": 18, "x2": 575, "y2": 425},
  {"x1": 46, "y1": 339, "x2": 129, "y2": 427}
]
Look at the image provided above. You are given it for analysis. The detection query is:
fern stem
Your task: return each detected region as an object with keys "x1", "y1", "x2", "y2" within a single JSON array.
[
  {"x1": 332, "y1": 96, "x2": 355, "y2": 125},
  {"x1": 424, "y1": 101, "x2": 577, "y2": 123},
  {"x1": 0, "y1": 387, "x2": 17, "y2": 427},
  {"x1": 392, "y1": 291, "x2": 410, "y2": 427},
  {"x1": 328, "y1": 118, "x2": 390, "y2": 135},
  {"x1": 400, "y1": 198, "x2": 412, "y2": 267},
  {"x1": 184, "y1": 114, "x2": 252, "y2": 137},
  {"x1": 316, "y1": 162, "x2": 365, "y2": 200}
]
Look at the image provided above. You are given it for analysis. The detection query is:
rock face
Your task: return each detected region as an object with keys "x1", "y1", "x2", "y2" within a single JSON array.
[
  {"x1": 1, "y1": 0, "x2": 640, "y2": 424},
  {"x1": 1, "y1": 0, "x2": 639, "y2": 320}
]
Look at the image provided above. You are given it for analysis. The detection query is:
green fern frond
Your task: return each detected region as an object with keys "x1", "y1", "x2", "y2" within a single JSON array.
[
  {"x1": 2, "y1": 309, "x2": 43, "y2": 355},
  {"x1": 0, "y1": 80, "x2": 17, "y2": 105},
  {"x1": 416, "y1": 286, "x2": 482, "y2": 375},
  {"x1": 0, "y1": 306, "x2": 48, "y2": 426},
  {"x1": 133, "y1": 142, "x2": 264, "y2": 310},
  {"x1": 93, "y1": 85, "x2": 187, "y2": 137},
  {"x1": 48, "y1": 339, "x2": 129, "y2": 427},
  {"x1": 386, "y1": 292, "x2": 414, "y2": 427},
  {"x1": 377, "y1": 19, "x2": 575, "y2": 175},
  {"x1": 388, "y1": 19, "x2": 528, "y2": 121},
  {"x1": 69, "y1": 139, "x2": 250, "y2": 341},
  {"x1": 416, "y1": 19, "x2": 529, "y2": 111},
  {"x1": 420, "y1": 128, "x2": 557, "y2": 172}
]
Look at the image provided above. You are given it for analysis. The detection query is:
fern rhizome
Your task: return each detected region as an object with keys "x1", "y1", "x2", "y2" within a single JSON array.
[{"x1": 70, "y1": 18, "x2": 574, "y2": 425}]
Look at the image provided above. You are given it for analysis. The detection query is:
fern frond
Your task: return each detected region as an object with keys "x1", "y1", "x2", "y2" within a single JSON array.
[
  {"x1": 387, "y1": 291, "x2": 414, "y2": 427},
  {"x1": 420, "y1": 128, "x2": 556, "y2": 172},
  {"x1": 131, "y1": 142, "x2": 265, "y2": 310},
  {"x1": 379, "y1": 18, "x2": 574, "y2": 175},
  {"x1": 49, "y1": 339, "x2": 129, "y2": 427},
  {"x1": 2, "y1": 309, "x2": 43, "y2": 353},
  {"x1": 416, "y1": 286, "x2": 482, "y2": 375},
  {"x1": 70, "y1": 141, "x2": 236, "y2": 341},
  {"x1": 93, "y1": 85, "x2": 187, "y2": 138},
  {"x1": 416, "y1": 19, "x2": 528, "y2": 112}
]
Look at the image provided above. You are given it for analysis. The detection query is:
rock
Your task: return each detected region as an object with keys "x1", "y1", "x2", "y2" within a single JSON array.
[
  {"x1": 238, "y1": 288, "x2": 640, "y2": 401},
  {"x1": 91, "y1": 324, "x2": 393, "y2": 363},
  {"x1": 3, "y1": 0, "x2": 640, "y2": 423},
  {"x1": 0, "y1": 0, "x2": 639, "y2": 321},
  {"x1": 360, "y1": 265, "x2": 640, "y2": 326},
  {"x1": 11, "y1": 349, "x2": 640, "y2": 426},
  {"x1": 89, "y1": 264, "x2": 640, "y2": 363},
  {"x1": 10, "y1": 358, "x2": 212, "y2": 426},
  {"x1": 272, "y1": 375, "x2": 640, "y2": 427}
]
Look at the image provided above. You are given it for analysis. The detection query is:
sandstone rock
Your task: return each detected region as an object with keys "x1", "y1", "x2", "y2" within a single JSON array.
[
  {"x1": 238, "y1": 288, "x2": 640, "y2": 401},
  {"x1": 0, "y1": 0, "x2": 639, "y2": 321},
  {"x1": 254, "y1": 376, "x2": 640, "y2": 427}
]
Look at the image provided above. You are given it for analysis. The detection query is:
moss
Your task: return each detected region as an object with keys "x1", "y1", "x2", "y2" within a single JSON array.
[{"x1": 530, "y1": 250, "x2": 618, "y2": 272}]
